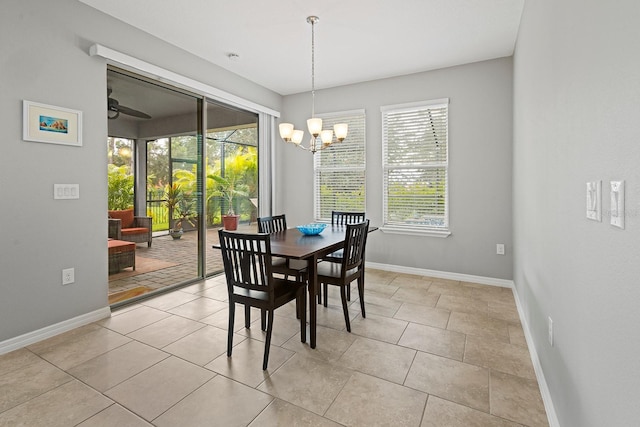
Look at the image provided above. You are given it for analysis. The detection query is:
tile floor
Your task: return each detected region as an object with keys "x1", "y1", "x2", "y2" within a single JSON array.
[{"x1": 0, "y1": 269, "x2": 549, "y2": 426}]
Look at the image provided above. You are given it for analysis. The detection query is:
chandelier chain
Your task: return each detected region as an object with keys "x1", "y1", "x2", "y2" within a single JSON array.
[{"x1": 310, "y1": 17, "x2": 316, "y2": 118}]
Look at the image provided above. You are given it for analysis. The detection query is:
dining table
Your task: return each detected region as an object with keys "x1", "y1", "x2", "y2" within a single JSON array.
[{"x1": 215, "y1": 224, "x2": 376, "y2": 349}]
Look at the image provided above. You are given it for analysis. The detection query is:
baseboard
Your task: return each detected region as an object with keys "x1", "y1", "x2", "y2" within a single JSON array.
[
  {"x1": 0, "y1": 307, "x2": 112, "y2": 355},
  {"x1": 511, "y1": 285, "x2": 561, "y2": 427},
  {"x1": 365, "y1": 261, "x2": 514, "y2": 288}
]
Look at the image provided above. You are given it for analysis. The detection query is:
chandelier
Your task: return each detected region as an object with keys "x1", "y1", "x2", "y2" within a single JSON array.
[{"x1": 278, "y1": 16, "x2": 348, "y2": 154}]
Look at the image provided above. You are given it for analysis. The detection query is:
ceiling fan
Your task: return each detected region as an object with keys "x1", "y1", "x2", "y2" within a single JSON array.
[{"x1": 107, "y1": 88, "x2": 151, "y2": 120}]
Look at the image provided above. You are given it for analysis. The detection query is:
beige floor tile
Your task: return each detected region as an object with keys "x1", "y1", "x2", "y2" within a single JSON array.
[
  {"x1": 99, "y1": 305, "x2": 172, "y2": 335},
  {"x1": 363, "y1": 268, "x2": 396, "y2": 286},
  {"x1": 140, "y1": 290, "x2": 200, "y2": 311},
  {"x1": 392, "y1": 287, "x2": 440, "y2": 307},
  {"x1": 200, "y1": 306, "x2": 262, "y2": 331},
  {"x1": 104, "y1": 356, "x2": 214, "y2": 421},
  {"x1": 257, "y1": 354, "x2": 353, "y2": 415},
  {"x1": 195, "y1": 283, "x2": 229, "y2": 301},
  {"x1": 421, "y1": 395, "x2": 522, "y2": 427},
  {"x1": 394, "y1": 302, "x2": 451, "y2": 328},
  {"x1": 405, "y1": 351, "x2": 490, "y2": 413},
  {"x1": 67, "y1": 341, "x2": 169, "y2": 392},
  {"x1": 282, "y1": 324, "x2": 357, "y2": 362},
  {"x1": 0, "y1": 358, "x2": 72, "y2": 413},
  {"x1": 316, "y1": 303, "x2": 360, "y2": 331},
  {"x1": 338, "y1": 337, "x2": 416, "y2": 384},
  {"x1": 389, "y1": 274, "x2": 433, "y2": 290},
  {"x1": 350, "y1": 313, "x2": 409, "y2": 344},
  {"x1": 490, "y1": 371, "x2": 548, "y2": 427},
  {"x1": 77, "y1": 404, "x2": 152, "y2": 426},
  {"x1": 437, "y1": 294, "x2": 489, "y2": 316},
  {"x1": 167, "y1": 296, "x2": 227, "y2": 320},
  {"x1": 398, "y1": 322, "x2": 466, "y2": 361},
  {"x1": 508, "y1": 323, "x2": 528, "y2": 348},
  {"x1": 326, "y1": 371, "x2": 427, "y2": 427},
  {"x1": 154, "y1": 375, "x2": 273, "y2": 426},
  {"x1": 471, "y1": 286, "x2": 516, "y2": 305},
  {"x1": 126, "y1": 314, "x2": 205, "y2": 348},
  {"x1": 354, "y1": 291, "x2": 403, "y2": 317},
  {"x1": 163, "y1": 325, "x2": 244, "y2": 366},
  {"x1": 427, "y1": 281, "x2": 472, "y2": 298},
  {"x1": 448, "y1": 312, "x2": 510, "y2": 342},
  {"x1": 363, "y1": 280, "x2": 400, "y2": 296},
  {"x1": 249, "y1": 399, "x2": 343, "y2": 427},
  {"x1": 236, "y1": 313, "x2": 303, "y2": 347},
  {"x1": 0, "y1": 348, "x2": 43, "y2": 375},
  {"x1": 27, "y1": 323, "x2": 103, "y2": 354},
  {"x1": 0, "y1": 380, "x2": 112, "y2": 427},
  {"x1": 205, "y1": 338, "x2": 295, "y2": 387},
  {"x1": 28, "y1": 326, "x2": 131, "y2": 371},
  {"x1": 464, "y1": 335, "x2": 536, "y2": 380},
  {"x1": 488, "y1": 300, "x2": 521, "y2": 323}
]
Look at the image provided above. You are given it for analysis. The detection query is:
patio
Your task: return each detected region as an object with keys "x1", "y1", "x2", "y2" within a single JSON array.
[{"x1": 108, "y1": 224, "x2": 258, "y2": 303}]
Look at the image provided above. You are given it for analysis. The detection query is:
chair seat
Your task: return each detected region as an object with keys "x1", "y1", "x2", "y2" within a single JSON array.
[
  {"x1": 271, "y1": 257, "x2": 307, "y2": 277},
  {"x1": 322, "y1": 249, "x2": 344, "y2": 262},
  {"x1": 232, "y1": 278, "x2": 305, "y2": 307},
  {"x1": 316, "y1": 260, "x2": 359, "y2": 282}
]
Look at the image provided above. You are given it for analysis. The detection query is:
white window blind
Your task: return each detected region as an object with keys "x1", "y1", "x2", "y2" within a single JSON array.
[
  {"x1": 382, "y1": 99, "x2": 449, "y2": 233},
  {"x1": 314, "y1": 111, "x2": 366, "y2": 221}
]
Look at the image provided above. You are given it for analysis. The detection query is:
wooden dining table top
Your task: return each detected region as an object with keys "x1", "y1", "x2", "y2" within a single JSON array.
[{"x1": 266, "y1": 225, "x2": 353, "y2": 260}]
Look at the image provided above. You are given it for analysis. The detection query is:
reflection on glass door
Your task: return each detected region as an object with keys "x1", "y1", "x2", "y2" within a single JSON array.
[{"x1": 205, "y1": 101, "x2": 259, "y2": 277}]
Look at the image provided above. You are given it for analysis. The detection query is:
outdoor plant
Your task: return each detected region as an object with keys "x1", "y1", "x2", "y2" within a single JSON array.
[
  {"x1": 107, "y1": 164, "x2": 134, "y2": 210},
  {"x1": 209, "y1": 173, "x2": 249, "y2": 216},
  {"x1": 163, "y1": 183, "x2": 184, "y2": 231}
]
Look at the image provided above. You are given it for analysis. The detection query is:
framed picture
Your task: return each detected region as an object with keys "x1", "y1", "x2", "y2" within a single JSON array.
[{"x1": 23, "y1": 100, "x2": 82, "y2": 146}]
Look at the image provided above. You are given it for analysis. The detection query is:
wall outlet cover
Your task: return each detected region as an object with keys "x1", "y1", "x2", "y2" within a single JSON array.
[{"x1": 586, "y1": 181, "x2": 601, "y2": 221}]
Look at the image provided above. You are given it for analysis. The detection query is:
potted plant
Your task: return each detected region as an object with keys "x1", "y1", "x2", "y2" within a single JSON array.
[
  {"x1": 209, "y1": 173, "x2": 249, "y2": 231},
  {"x1": 163, "y1": 183, "x2": 187, "y2": 239},
  {"x1": 171, "y1": 196, "x2": 196, "y2": 239}
]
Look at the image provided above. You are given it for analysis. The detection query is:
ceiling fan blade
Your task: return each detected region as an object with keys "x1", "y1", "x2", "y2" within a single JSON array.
[{"x1": 116, "y1": 104, "x2": 152, "y2": 119}]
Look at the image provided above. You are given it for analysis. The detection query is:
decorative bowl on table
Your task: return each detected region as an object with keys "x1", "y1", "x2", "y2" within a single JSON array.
[{"x1": 296, "y1": 223, "x2": 327, "y2": 235}]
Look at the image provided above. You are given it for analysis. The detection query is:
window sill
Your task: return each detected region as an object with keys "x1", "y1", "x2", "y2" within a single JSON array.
[{"x1": 379, "y1": 226, "x2": 451, "y2": 238}]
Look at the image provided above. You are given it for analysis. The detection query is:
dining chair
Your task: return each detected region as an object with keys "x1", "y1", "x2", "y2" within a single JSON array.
[
  {"x1": 257, "y1": 214, "x2": 308, "y2": 282},
  {"x1": 316, "y1": 220, "x2": 369, "y2": 332},
  {"x1": 218, "y1": 230, "x2": 307, "y2": 370},
  {"x1": 319, "y1": 210, "x2": 366, "y2": 304}
]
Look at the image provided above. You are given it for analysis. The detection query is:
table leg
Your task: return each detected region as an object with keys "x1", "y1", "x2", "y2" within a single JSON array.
[{"x1": 307, "y1": 255, "x2": 318, "y2": 349}]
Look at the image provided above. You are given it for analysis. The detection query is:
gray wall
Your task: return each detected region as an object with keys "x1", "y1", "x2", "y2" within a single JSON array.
[
  {"x1": 0, "y1": 0, "x2": 280, "y2": 342},
  {"x1": 513, "y1": 0, "x2": 640, "y2": 425},
  {"x1": 277, "y1": 58, "x2": 514, "y2": 280}
]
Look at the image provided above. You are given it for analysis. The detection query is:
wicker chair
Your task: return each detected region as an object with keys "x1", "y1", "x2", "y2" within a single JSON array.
[{"x1": 108, "y1": 209, "x2": 153, "y2": 247}]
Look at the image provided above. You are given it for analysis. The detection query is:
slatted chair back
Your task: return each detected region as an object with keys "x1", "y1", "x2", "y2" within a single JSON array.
[
  {"x1": 218, "y1": 231, "x2": 274, "y2": 302},
  {"x1": 342, "y1": 220, "x2": 370, "y2": 275},
  {"x1": 331, "y1": 211, "x2": 366, "y2": 226},
  {"x1": 257, "y1": 214, "x2": 287, "y2": 234}
]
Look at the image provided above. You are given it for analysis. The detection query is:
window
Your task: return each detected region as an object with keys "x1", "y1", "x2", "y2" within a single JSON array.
[
  {"x1": 381, "y1": 99, "x2": 449, "y2": 236},
  {"x1": 314, "y1": 110, "x2": 366, "y2": 221}
]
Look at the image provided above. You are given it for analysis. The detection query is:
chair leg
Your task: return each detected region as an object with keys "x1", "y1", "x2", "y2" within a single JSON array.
[
  {"x1": 347, "y1": 284, "x2": 351, "y2": 301},
  {"x1": 323, "y1": 283, "x2": 328, "y2": 307},
  {"x1": 261, "y1": 309, "x2": 267, "y2": 331},
  {"x1": 358, "y1": 276, "x2": 366, "y2": 318},
  {"x1": 245, "y1": 305, "x2": 251, "y2": 329},
  {"x1": 227, "y1": 302, "x2": 235, "y2": 357},
  {"x1": 340, "y1": 285, "x2": 351, "y2": 332},
  {"x1": 263, "y1": 310, "x2": 274, "y2": 370},
  {"x1": 299, "y1": 290, "x2": 307, "y2": 343}
]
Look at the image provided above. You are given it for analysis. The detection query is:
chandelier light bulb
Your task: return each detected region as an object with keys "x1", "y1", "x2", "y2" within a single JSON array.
[{"x1": 279, "y1": 123, "x2": 294, "y2": 141}]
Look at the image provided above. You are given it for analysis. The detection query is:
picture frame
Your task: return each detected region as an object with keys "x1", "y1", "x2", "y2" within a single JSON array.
[{"x1": 23, "y1": 100, "x2": 82, "y2": 146}]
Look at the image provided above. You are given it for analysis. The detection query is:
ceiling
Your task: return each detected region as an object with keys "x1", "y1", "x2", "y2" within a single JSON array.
[{"x1": 81, "y1": 0, "x2": 524, "y2": 96}]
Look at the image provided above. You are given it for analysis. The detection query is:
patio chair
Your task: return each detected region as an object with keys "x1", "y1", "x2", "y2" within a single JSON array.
[{"x1": 218, "y1": 230, "x2": 307, "y2": 370}]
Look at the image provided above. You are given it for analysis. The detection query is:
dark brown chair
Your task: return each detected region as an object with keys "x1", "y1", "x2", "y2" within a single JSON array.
[
  {"x1": 257, "y1": 214, "x2": 308, "y2": 281},
  {"x1": 218, "y1": 230, "x2": 307, "y2": 370},
  {"x1": 316, "y1": 220, "x2": 369, "y2": 332},
  {"x1": 320, "y1": 211, "x2": 366, "y2": 304}
]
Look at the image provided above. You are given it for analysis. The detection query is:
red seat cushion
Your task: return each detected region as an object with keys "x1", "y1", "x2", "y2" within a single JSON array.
[
  {"x1": 108, "y1": 209, "x2": 134, "y2": 228},
  {"x1": 108, "y1": 240, "x2": 136, "y2": 255},
  {"x1": 121, "y1": 227, "x2": 149, "y2": 235}
]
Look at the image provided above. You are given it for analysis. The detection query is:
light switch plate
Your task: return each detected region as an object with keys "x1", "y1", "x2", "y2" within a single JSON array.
[
  {"x1": 586, "y1": 181, "x2": 601, "y2": 221},
  {"x1": 54, "y1": 184, "x2": 79, "y2": 200},
  {"x1": 610, "y1": 180, "x2": 625, "y2": 229}
]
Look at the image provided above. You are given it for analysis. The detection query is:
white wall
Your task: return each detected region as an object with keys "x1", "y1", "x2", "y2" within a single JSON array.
[
  {"x1": 0, "y1": 0, "x2": 280, "y2": 343},
  {"x1": 513, "y1": 0, "x2": 640, "y2": 425},
  {"x1": 277, "y1": 58, "x2": 514, "y2": 280}
]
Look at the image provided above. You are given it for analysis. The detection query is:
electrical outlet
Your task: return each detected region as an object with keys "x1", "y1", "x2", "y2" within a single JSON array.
[
  {"x1": 548, "y1": 316, "x2": 553, "y2": 346},
  {"x1": 496, "y1": 243, "x2": 505, "y2": 255},
  {"x1": 62, "y1": 268, "x2": 75, "y2": 285}
]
